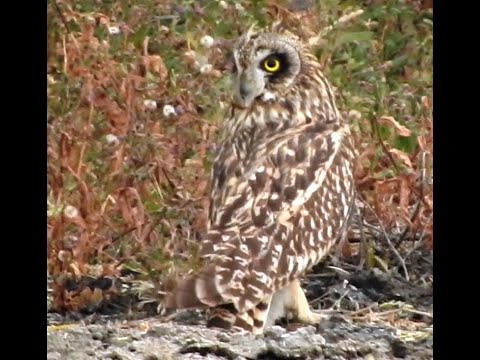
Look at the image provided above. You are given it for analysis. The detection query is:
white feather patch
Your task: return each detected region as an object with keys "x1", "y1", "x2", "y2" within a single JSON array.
[{"x1": 262, "y1": 91, "x2": 276, "y2": 101}]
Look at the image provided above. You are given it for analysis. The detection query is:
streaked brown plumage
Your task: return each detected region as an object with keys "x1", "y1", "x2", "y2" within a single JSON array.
[{"x1": 163, "y1": 25, "x2": 357, "y2": 334}]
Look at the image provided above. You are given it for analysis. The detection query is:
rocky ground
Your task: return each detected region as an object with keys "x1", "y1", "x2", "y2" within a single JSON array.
[
  {"x1": 47, "y1": 251, "x2": 433, "y2": 360},
  {"x1": 47, "y1": 317, "x2": 432, "y2": 360}
]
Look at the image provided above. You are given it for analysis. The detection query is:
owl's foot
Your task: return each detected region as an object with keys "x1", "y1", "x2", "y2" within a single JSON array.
[
  {"x1": 283, "y1": 279, "x2": 328, "y2": 326},
  {"x1": 295, "y1": 305, "x2": 326, "y2": 325}
]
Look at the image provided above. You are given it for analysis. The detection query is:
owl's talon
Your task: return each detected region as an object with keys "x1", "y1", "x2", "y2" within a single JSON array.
[{"x1": 296, "y1": 308, "x2": 329, "y2": 325}]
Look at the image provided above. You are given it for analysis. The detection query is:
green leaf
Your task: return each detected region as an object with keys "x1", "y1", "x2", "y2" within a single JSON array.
[
  {"x1": 394, "y1": 133, "x2": 418, "y2": 154},
  {"x1": 335, "y1": 31, "x2": 373, "y2": 47}
]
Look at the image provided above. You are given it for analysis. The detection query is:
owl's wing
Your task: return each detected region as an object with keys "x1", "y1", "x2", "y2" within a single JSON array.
[{"x1": 164, "y1": 122, "x2": 356, "y2": 313}]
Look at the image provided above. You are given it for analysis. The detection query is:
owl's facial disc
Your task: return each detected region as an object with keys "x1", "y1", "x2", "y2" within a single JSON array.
[{"x1": 232, "y1": 34, "x2": 301, "y2": 108}]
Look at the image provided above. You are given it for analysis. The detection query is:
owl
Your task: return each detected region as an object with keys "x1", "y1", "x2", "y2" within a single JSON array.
[{"x1": 163, "y1": 25, "x2": 357, "y2": 334}]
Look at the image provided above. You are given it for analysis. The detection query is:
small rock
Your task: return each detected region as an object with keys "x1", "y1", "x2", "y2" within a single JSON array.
[
  {"x1": 47, "y1": 352, "x2": 62, "y2": 360},
  {"x1": 144, "y1": 355, "x2": 159, "y2": 360},
  {"x1": 151, "y1": 324, "x2": 171, "y2": 337},
  {"x1": 47, "y1": 313, "x2": 64, "y2": 326},
  {"x1": 217, "y1": 332, "x2": 231, "y2": 342},
  {"x1": 111, "y1": 336, "x2": 130, "y2": 347},
  {"x1": 263, "y1": 325, "x2": 286, "y2": 338},
  {"x1": 92, "y1": 332, "x2": 104, "y2": 341},
  {"x1": 391, "y1": 338, "x2": 408, "y2": 358},
  {"x1": 131, "y1": 333, "x2": 142, "y2": 341},
  {"x1": 106, "y1": 348, "x2": 135, "y2": 360}
]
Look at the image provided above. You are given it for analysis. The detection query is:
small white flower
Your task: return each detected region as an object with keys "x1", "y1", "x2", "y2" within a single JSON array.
[
  {"x1": 63, "y1": 235, "x2": 78, "y2": 249},
  {"x1": 57, "y1": 250, "x2": 72, "y2": 263},
  {"x1": 234, "y1": 3, "x2": 245, "y2": 12},
  {"x1": 143, "y1": 99, "x2": 157, "y2": 111},
  {"x1": 200, "y1": 35, "x2": 214, "y2": 48},
  {"x1": 365, "y1": 19, "x2": 378, "y2": 30},
  {"x1": 200, "y1": 64, "x2": 213, "y2": 74},
  {"x1": 159, "y1": 25, "x2": 170, "y2": 33},
  {"x1": 184, "y1": 50, "x2": 196, "y2": 59},
  {"x1": 219, "y1": 1, "x2": 228, "y2": 9},
  {"x1": 63, "y1": 205, "x2": 79, "y2": 219},
  {"x1": 107, "y1": 26, "x2": 121, "y2": 35},
  {"x1": 85, "y1": 16, "x2": 96, "y2": 25},
  {"x1": 105, "y1": 134, "x2": 120, "y2": 146},
  {"x1": 348, "y1": 110, "x2": 362, "y2": 121},
  {"x1": 47, "y1": 75, "x2": 56, "y2": 85},
  {"x1": 163, "y1": 104, "x2": 176, "y2": 117}
]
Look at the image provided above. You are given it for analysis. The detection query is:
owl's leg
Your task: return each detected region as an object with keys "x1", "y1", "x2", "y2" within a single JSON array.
[{"x1": 282, "y1": 279, "x2": 323, "y2": 325}]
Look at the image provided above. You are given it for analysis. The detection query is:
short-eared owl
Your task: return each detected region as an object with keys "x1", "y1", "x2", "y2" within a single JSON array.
[{"x1": 163, "y1": 25, "x2": 357, "y2": 334}]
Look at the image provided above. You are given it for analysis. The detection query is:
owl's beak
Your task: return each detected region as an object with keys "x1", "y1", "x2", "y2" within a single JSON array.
[
  {"x1": 233, "y1": 85, "x2": 254, "y2": 108},
  {"x1": 233, "y1": 69, "x2": 265, "y2": 108}
]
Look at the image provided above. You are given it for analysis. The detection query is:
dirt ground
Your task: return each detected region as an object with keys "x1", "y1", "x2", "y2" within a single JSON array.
[{"x1": 47, "y1": 250, "x2": 432, "y2": 360}]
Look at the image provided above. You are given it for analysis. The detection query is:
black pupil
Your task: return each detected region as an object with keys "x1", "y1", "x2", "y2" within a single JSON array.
[{"x1": 267, "y1": 58, "x2": 277, "y2": 68}]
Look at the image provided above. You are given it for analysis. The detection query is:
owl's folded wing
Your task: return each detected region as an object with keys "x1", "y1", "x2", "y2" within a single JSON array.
[{"x1": 163, "y1": 122, "x2": 355, "y2": 313}]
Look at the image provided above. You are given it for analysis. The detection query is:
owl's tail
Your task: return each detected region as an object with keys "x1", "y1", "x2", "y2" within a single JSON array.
[
  {"x1": 162, "y1": 263, "x2": 224, "y2": 310},
  {"x1": 162, "y1": 263, "x2": 271, "y2": 334},
  {"x1": 207, "y1": 299, "x2": 271, "y2": 334}
]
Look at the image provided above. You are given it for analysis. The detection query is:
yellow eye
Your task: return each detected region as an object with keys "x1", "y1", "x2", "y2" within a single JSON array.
[{"x1": 263, "y1": 57, "x2": 281, "y2": 72}]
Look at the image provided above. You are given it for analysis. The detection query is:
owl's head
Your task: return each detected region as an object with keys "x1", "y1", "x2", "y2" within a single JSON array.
[{"x1": 230, "y1": 26, "x2": 313, "y2": 109}]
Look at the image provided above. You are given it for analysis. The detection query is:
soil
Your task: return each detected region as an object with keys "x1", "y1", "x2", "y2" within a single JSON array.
[{"x1": 47, "y1": 250, "x2": 432, "y2": 360}]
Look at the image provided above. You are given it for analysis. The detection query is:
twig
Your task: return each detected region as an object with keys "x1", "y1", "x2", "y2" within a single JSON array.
[
  {"x1": 143, "y1": 36, "x2": 150, "y2": 56},
  {"x1": 371, "y1": 117, "x2": 402, "y2": 174},
  {"x1": 358, "y1": 196, "x2": 410, "y2": 281},
  {"x1": 359, "y1": 220, "x2": 381, "y2": 234},
  {"x1": 53, "y1": 1, "x2": 71, "y2": 34},
  {"x1": 308, "y1": 292, "x2": 330, "y2": 306},
  {"x1": 308, "y1": 9, "x2": 365, "y2": 46},
  {"x1": 325, "y1": 265, "x2": 351, "y2": 277},
  {"x1": 100, "y1": 195, "x2": 116, "y2": 216},
  {"x1": 110, "y1": 226, "x2": 138, "y2": 244},
  {"x1": 62, "y1": 35, "x2": 68, "y2": 77},
  {"x1": 395, "y1": 151, "x2": 427, "y2": 248},
  {"x1": 306, "y1": 271, "x2": 341, "y2": 279},
  {"x1": 76, "y1": 103, "x2": 94, "y2": 175},
  {"x1": 402, "y1": 307, "x2": 433, "y2": 319},
  {"x1": 139, "y1": 218, "x2": 162, "y2": 243},
  {"x1": 329, "y1": 289, "x2": 351, "y2": 311},
  {"x1": 345, "y1": 303, "x2": 378, "y2": 317},
  {"x1": 404, "y1": 211, "x2": 433, "y2": 262},
  {"x1": 354, "y1": 202, "x2": 367, "y2": 270},
  {"x1": 149, "y1": 166, "x2": 165, "y2": 202},
  {"x1": 160, "y1": 166, "x2": 177, "y2": 193}
]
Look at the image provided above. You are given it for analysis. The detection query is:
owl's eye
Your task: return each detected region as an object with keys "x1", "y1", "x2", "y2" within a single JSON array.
[{"x1": 262, "y1": 56, "x2": 281, "y2": 72}]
